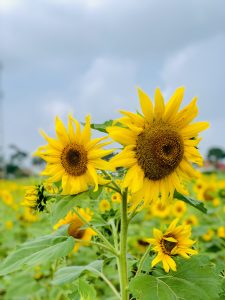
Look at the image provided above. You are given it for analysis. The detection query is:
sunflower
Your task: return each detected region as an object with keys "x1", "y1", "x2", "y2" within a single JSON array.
[
  {"x1": 194, "y1": 174, "x2": 219, "y2": 202},
  {"x1": 35, "y1": 115, "x2": 112, "y2": 195},
  {"x1": 172, "y1": 200, "x2": 187, "y2": 218},
  {"x1": 107, "y1": 87, "x2": 209, "y2": 209},
  {"x1": 150, "y1": 201, "x2": 171, "y2": 219},
  {"x1": 217, "y1": 226, "x2": 225, "y2": 238},
  {"x1": 99, "y1": 199, "x2": 111, "y2": 212},
  {"x1": 146, "y1": 219, "x2": 197, "y2": 272},
  {"x1": 184, "y1": 215, "x2": 198, "y2": 226},
  {"x1": 54, "y1": 208, "x2": 96, "y2": 252},
  {"x1": 202, "y1": 229, "x2": 214, "y2": 241},
  {"x1": 22, "y1": 184, "x2": 49, "y2": 212},
  {"x1": 111, "y1": 192, "x2": 122, "y2": 203}
]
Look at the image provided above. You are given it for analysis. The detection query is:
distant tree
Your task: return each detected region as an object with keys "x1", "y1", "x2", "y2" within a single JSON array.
[
  {"x1": 6, "y1": 144, "x2": 29, "y2": 177},
  {"x1": 207, "y1": 147, "x2": 225, "y2": 168},
  {"x1": 32, "y1": 156, "x2": 45, "y2": 169}
]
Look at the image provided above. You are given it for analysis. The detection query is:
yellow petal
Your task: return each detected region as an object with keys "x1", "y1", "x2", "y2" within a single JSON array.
[
  {"x1": 55, "y1": 116, "x2": 69, "y2": 144},
  {"x1": 107, "y1": 126, "x2": 136, "y2": 146},
  {"x1": 164, "y1": 87, "x2": 185, "y2": 121},
  {"x1": 87, "y1": 164, "x2": 98, "y2": 192},
  {"x1": 181, "y1": 121, "x2": 209, "y2": 138},
  {"x1": 137, "y1": 87, "x2": 153, "y2": 122},
  {"x1": 154, "y1": 87, "x2": 165, "y2": 120},
  {"x1": 81, "y1": 115, "x2": 91, "y2": 144}
]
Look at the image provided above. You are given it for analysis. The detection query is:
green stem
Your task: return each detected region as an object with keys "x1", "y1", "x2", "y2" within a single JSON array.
[
  {"x1": 94, "y1": 270, "x2": 120, "y2": 299},
  {"x1": 135, "y1": 244, "x2": 151, "y2": 277},
  {"x1": 101, "y1": 170, "x2": 121, "y2": 193},
  {"x1": 73, "y1": 238, "x2": 117, "y2": 256},
  {"x1": 110, "y1": 219, "x2": 122, "y2": 297},
  {"x1": 72, "y1": 208, "x2": 119, "y2": 256},
  {"x1": 107, "y1": 184, "x2": 121, "y2": 193},
  {"x1": 119, "y1": 190, "x2": 129, "y2": 300}
]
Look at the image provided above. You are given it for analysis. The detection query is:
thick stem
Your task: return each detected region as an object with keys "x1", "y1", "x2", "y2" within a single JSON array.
[{"x1": 119, "y1": 190, "x2": 129, "y2": 300}]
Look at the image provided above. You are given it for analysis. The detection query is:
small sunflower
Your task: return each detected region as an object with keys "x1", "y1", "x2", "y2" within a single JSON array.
[
  {"x1": 151, "y1": 201, "x2": 171, "y2": 219},
  {"x1": 111, "y1": 192, "x2": 122, "y2": 203},
  {"x1": 146, "y1": 219, "x2": 197, "y2": 272},
  {"x1": 99, "y1": 199, "x2": 111, "y2": 212},
  {"x1": 184, "y1": 215, "x2": 198, "y2": 226},
  {"x1": 194, "y1": 174, "x2": 218, "y2": 202},
  {"x1": 107, "y1": 87, "x2": 209, "y2": 208},
  {"x1": 54, "y1": 208, "x2": 96, "y2": 252},
  {"x1": 35, "y1": 115, "x2": 112, "y2": 195},
  {"x1": 202, "y1": 229, "x2": 214, "y2": 241},
  {"x1": 172, "y1": 200, "x2": 187, "y2": 218},
  {"x1": 217, "y1": 226, "x2": 225, "y2": 238}
]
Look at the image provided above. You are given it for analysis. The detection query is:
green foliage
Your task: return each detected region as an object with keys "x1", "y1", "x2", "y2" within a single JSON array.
[
  {"x1": 4, "y1": 273, "x2": 41, "y2": 300},
  {"x1": 77, "y1": 278, "x2": 97, "y2": 300},
  {"x1": 90, "y1": 120, "x2": 113, "y2": 133},
  {"x1": 51, "y1": 192, "x2": 89, "y2": 224},
  {"x1": 174, "y1": 191, "x2": 207, "y2": 213},
  {"x1": 130, "y1": 256, "x2": 221, "y2": 300},
  {"x1": 0, "y1": 229, "x2": 75, "y2": 276},
  {"x1": 52, "y1": 260, "x2": 103, "y2": 285}
]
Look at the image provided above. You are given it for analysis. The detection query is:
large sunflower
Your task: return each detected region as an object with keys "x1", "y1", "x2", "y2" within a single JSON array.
[
  {"x1": 35, "y1": 115, "x2": 112, "y2": 195},
  {"x1": 107, "y1": 87, "x2": 209, "y2": 208},
  {"x1": 146, "y1": 219, "x2": 197, "y2": 272}
]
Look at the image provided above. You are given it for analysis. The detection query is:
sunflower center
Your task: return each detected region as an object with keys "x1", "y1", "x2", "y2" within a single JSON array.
[
  {"x1": 162, "y1": 237, "x2": 177, "y2": 254},
  {"x1": 61, "y1": 144, "x2": 88, "y2": 176},
  {"x1": 203, "y1": 188, "x2": 214, "y2": 201},
  {"x1": 136, "y1": 122, "x2": 184, "y2": 180},
  {"x1": 68, "y1": 222, "x2": 86, "y2": 239}
]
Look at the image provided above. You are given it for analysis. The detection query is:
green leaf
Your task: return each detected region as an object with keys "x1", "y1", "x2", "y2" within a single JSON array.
[
  {"x1": 90, "y1": 120, "x2": 113, "y2": 133},
  {"x1": 130, "y1": 256, "x2": 221, "y2": 300},
  {"x1": 91, "y1": 213, "x2": 107, "y2": 227},
  {"x1": 4, "y1": 274, "x2": 41, "y2": 299},
  {"x1": 0, "y1": 231, "x2": 75, "y2": 276},
  {"x1": 174, "y1": 191, "x2": 207, "y2": 213},
  {"x1": 88, "y1": 185, "x2": 103, "y2": 200},
  {"x1": 77, "y1": 278, "x2": 97, "y2": 300},
  {"x1": 52, "y1": 260, "x2": 103, "y2": 285},
  {"x1": 52, "y1": 192, "x2": 89, "y2": 225}
]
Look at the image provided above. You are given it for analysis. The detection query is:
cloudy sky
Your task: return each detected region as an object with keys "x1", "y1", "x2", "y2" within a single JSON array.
[{"x1": 0, "y1": 0, "x2": 225, "y2": 157}]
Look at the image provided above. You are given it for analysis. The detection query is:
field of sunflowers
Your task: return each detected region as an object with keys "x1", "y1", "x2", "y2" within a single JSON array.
[{"x1": 0, "y1": 88, "x2": 225, "y2": 300}]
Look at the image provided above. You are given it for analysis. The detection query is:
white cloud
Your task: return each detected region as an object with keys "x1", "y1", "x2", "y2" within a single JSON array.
[
  {"x1": 0, "y1": 0, "x2": 21, "y2": 12},
  {"x1": 160, "y1": 34, "x2": 225, "y2": 153},
  {"x1": 43, "y1": 98, "x2": 74, "y2": 119},
  {"x1": 74, "y1": 57, "x2": 138, "y2": 121}
]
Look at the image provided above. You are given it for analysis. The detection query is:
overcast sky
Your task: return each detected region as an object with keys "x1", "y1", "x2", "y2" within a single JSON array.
[{"x1": 0, "y1": 0, "x2": 225, "y2": 157}]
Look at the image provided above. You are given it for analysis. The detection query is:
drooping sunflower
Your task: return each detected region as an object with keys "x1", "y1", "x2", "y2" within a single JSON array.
[
  {"x1": 54, "y1": 208, "x2": 96, "y2": 252},
  {"x1": 107, "y1": 87, "x2": 209, "y2": 208},
  {"x1": 146, "y1": 219, "x2": 197, "y2": 272},
  {"x1": 35, "y1": 115, "x2": 112, "y2": 195}
]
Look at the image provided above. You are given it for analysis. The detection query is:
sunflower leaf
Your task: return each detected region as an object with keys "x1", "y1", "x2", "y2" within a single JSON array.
[
  {"x1": 130, "y1": 255, "x2": 221, "y2": 300},
  {"x1": 52, "y1": 260, "x2": 103, "y2": 285},
  {"x1": 0, "y1": 232, "x2": 75, "y2": 276},
  {"x1": 90, "y1": 120, "x2": 114, "y2": 133},
  {"x1": 174, "y1": 191, "x2": 207, "y2": 213},
  {"x1": 51, "y1": 192, "x2": 90, "y2": 225}
]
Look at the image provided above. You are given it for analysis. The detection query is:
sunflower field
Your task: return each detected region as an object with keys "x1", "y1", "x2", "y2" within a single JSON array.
[{"x1": 0, "y1": 88, "x2": 224, "y2": 300}]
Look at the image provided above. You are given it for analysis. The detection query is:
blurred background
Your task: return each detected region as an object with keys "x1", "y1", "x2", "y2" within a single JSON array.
[{"x1": 0, "y1": 0, "x2": 225, "y2": 177}]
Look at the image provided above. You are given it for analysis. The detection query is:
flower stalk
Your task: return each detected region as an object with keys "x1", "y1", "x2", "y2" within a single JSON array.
[{"x1": 119, "y1": 189, "x2": 129, "y2": 300}]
